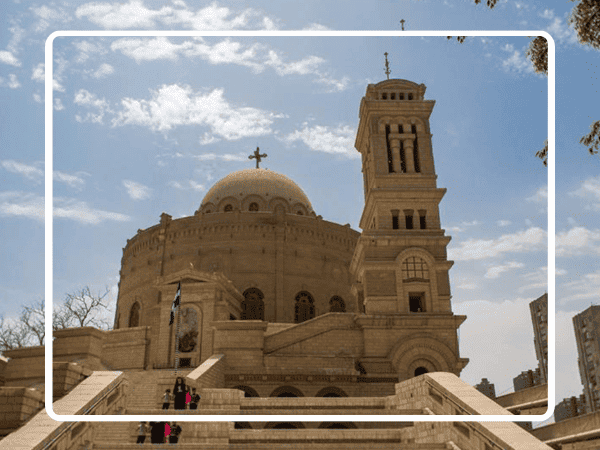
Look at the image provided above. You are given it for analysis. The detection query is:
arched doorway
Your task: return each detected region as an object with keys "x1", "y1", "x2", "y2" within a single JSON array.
[
  {"x1": 232, "y1": 385, "x2": 260, "y2": 398},
  {"x1": 294, "y1": 291, "x2": 315, "y2": 323},
  {"x1": 414, "y1": 366, "x2": 429, "y2": 376},
  {"x1": 315, "y1": 387, "x2": 348, "y2": 398},
  {"x1": 269, "y1": 386, "x2": 304, "y2": 397}
]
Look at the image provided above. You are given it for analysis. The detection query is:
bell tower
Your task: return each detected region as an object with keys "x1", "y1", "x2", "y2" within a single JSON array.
[{"x1": 350, "y1": 73, "x2": 468, "y2": 379}]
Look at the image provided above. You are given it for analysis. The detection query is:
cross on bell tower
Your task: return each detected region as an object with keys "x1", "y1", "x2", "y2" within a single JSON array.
[{"x1": 249, "y1": 147, "x2": 267, "y2": 169}]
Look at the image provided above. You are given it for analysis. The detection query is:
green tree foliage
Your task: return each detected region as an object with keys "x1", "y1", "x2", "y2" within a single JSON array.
[{"x1": 448, "y1": 0, "x2": 600, "y2": 164}]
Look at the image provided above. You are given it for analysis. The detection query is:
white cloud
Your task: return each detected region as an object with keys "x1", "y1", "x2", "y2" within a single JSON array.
[
  {"x1": 448, "y1": 227, "x2": 546, "y2": 261},
  {"x1": 33, "y1": 93, "x2": 42, "y2": 103},
  {"x1": 73, "y1": 40, "x2": 107, "y2": 64},
  {"x1": 168, "y1": 180, "x2": 205, "y2": 192},
  {"x1": 76, "y1": 0, "x2": 275, "y2": 30},
  {"x1": 74, "y1": 89, "x2": 112, "y2": 124},
  {"x1": 0, "y1": 192, "x2": 129, "y2": 224},
  {"x1": 123, "y1": 180, "x2": 151, "y2": 200},
  {"x1": 560, "y1": 270, "x2": 600, "y2": 304},
  {"x1": 517, "y1": 266, "x2": 549, "y2": 294},
  {"x1": 447, "y1": 226, "x2": 465, "y2": 233},
  {"x1": 112, "y1": 84, "x2": 281, "y2": 140},
  {"x1": 526, "y1": 186, "x2": 548, "y2": 203},
  {"x1": 461, "y1": 220, "x2": 482, "y2": 227},
  {"x1": 545, "y1": 16, "x2": 578, "y2": 46},
  {"x1": 76, "y1": 0, "x2": 171, "y2": 28},
  {"x1": 53, "y1": 171, "x2": 87, "y2": 189},
  {"x1": 0, "y1": 191, "x2": 44, "y2": 220},
  {"x1": 540, "y1": 9, "x2": 555, "y2": 20},
  {"x1": 31, "y1": 62, "x2": 66, "y2": 91},
  {"x1": 109, "y1": 37, "x2": 348, "y2": 89},
  {"x1": 54, "y1": 98, "x2": 65, "y2": 111},
  {"x1": 199, "y1": 133, "x2": 220, "y2": 145},
  {"x1": 556, "y1": 226, "x2": 600, "y2": 257},
  {"x1": 570, "y1": 175, "x2": 600, "y2": 209},
  {"x1": 457, "y1": 282, "x2": 477, "y2": 290},
  {"x1": 53, "y1": 197, "x2": 131, "y2": 224},
  {"x1": 1, "y1": 160, "x2": 43, "y2": 182},
  {"x1": 111, "y1": 36, "x2": 194, "y2": 63},
  {"x1": 454, "y1": 298, "x2": 539, "y2": 396},
  {"x1": 1, "y1": 74, "x2": 21, "y2": 89},
  {"x1": 31, "y1": 63, "x2": 45, "y2": 82},
  {"x1": 303, "y1": 23, "x2": 330, "y2": 31},
  {"x1": 315, "y1": 74, "x2": 351, "y2": 92},
  {"x1": 265, "y1": 51, "x2": 324, "y2": 76},
  {"x1": 484, "y1": 261, "x2": 525, "y2": 279},
  {"x1": 91, "y1": 63, "x2": 114, "y2": 79},
  {"x1": 282, "y1": 123, "x2": 359, "y2": 159},
  {"x1": 30, "y1": 5, "x2": 71, "y2": 32},
  {"x1": 497, "y1": 220, "x2": 512, "y2": 227},
  {"x1": 7, "y1": 22, "x2": 24, "y2": 55},
  {"x1": 502, "y1": 49, "x2": 534, "y2": 74},
  {"x1": 0, "y1": 50, "x2": 21, "y2": 67}
]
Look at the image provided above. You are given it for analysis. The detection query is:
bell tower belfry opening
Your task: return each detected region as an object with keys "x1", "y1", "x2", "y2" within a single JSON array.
[{"x1": 350, "y1": 67, "x2": 468, "y2": 379}]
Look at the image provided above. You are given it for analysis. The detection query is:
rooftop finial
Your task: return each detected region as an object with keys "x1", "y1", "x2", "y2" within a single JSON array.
[
  {"x1": 400, "y1": 19, "x2": 406, "y2": 31},
  {"x1": 249, "y1": 146, "x2": 268, "y2": 169},
  {"x1": 384, "y1": 52, "x2": 391, "y2": 80}
]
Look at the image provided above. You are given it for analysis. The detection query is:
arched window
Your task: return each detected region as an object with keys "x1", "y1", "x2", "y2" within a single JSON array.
[
  {"x1": 224, "y1": 204, "x2": 233, "y2": 212},
  {"x1": 316, "y1": 387, "x2": 348, "y2": 398},
  {"x1": 329, "y1": 296, "x2": 346, "y2": 313},
  {"x1": 241, "y1": 288, "x2": 265, "y2": 320},
  {"x1": 249, "y1": 202, "x2": 259, "y2": 211},
  {"x1": 402, "y1": 257, "x2": 429, "y2": 281},
  {"x1": 233, "y1": 385, "x2": 260, "y2": 398},
  {"x1": 294, "y1": 291, "x2": 315, "y2": 323},
  {"x1": 414, "y1": 366, "x2": 429, "y2": 376},
  {"x1": 205, "y1": 210, "x2": 212, "y2": 214},
  {"x1": 297, "y1": 210, "x2": 303, "y2": 215},
  {"x1": 128, "y1": 302, "x2": 140, "y2": 328}
]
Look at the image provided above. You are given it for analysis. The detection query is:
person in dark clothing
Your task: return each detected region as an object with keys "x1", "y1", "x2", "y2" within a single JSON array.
[
  {"x1": 168, "y1": 422, "x2": 182, "y2": 444},
  {"x1": 173, "y1": 377, "x2": 187, "y2": 410},
  {"x1": 150, "y1": 421, "x2": 166, "y2": 444},
  {"x1": 189, "y1": 387, "x2": 201, "y2": 410}
]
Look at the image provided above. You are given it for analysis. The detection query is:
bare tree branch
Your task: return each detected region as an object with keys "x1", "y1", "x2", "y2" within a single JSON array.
[
  {"x1": 21, "y1": 299, "x2": 45, "y2": 346},
  {"x1": 0, "y1": 315, "x2": 32, "y2": 354},
  {"x1": 536, "y1": 139, "x2": 548, "y2": 167},
  {"x1": 63, "y1": 286, "x2": 112, "y2": 330}
]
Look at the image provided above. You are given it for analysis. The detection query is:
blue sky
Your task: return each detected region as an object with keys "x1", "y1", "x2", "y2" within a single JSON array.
[{"x1": 0, "y1": 0, "x2": 598, "y2": 422}]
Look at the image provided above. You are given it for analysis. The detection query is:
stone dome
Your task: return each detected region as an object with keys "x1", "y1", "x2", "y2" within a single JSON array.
[{"x1": 199, "y1": 168, "x2": 314, "y2": 214}]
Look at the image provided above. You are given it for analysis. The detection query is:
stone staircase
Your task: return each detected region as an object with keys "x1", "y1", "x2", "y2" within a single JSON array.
[{"x1": 124, "y1": 369, "x2": 193, "y2": 412}]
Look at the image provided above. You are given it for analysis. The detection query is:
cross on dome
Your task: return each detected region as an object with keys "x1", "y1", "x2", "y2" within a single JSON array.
[{"x1": 249, "y1": 147, "x2": 268, "y2": 169}]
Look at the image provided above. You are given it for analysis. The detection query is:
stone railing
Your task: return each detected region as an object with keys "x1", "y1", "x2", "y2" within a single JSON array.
[
  {"x1": 0, "y1": 371, "x2": 127, "y2": 450},
  {"x1": 185, "y1": 354, "x2": 226, "y2": 392},
  {"x1": 264, "y1": 313, "x2": 357, "y2": 354}
]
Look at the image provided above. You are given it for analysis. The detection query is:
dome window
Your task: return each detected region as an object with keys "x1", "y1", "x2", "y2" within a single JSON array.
[
  {"x1": 295, "y1": 291, "x2": 315, "y2": 323},
  {"x1": 249, "y1": 202, "x2": 259, "y2": 212},
  {"x1": 224, "y1": 204, "x2": 233, "y2": 212},
  {"x1": 329, "y1": 296, "x2": 345, "y2": 312}
]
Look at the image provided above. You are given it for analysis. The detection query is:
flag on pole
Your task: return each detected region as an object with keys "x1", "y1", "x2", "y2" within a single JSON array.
[{"x1": 169, "y1": 282, "x2": 181, "y2": 326}]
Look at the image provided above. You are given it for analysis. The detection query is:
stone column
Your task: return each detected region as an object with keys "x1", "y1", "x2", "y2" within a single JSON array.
[
  {"x1": 389, "y1": 138, "x2": 401, "y2": 173},
  {"x1": 403, "y1": 138, "x2": 415, "y2": 173}
]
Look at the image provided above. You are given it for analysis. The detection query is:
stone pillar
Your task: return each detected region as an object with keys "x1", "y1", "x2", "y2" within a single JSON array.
[
  {"x1": 403, "y1": 139, "x2": 415, "y2": 173},
  {"x1": 275, "y1": 224, "x2": 285, "y2": 322},
  {"x1": 389, "y1": 138, "x2": 401, "y2": 173},
  {"x1": 54, "y1": 327, "x2": 106, "y2": 371}
]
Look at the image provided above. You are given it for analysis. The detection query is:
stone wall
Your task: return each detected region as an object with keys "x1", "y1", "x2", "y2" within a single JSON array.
[
  {"x1": 101, "y1": 326, "x2": 150, "y2": 370},
  {"x1": 186, "y1": 353, "x2": 226, "y2": 391},
  {"x1": 0, "y1": 387, "x2": 44, "y2": 436}
]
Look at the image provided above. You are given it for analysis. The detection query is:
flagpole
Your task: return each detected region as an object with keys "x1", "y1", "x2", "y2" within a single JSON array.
[{"x1": 174, "y1": 283, "x2": 182, "y2": 375}]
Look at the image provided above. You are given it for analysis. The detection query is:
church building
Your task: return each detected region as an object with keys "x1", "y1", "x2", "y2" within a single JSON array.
[{"x1": 0, "y1": 75, "x2": 553, "y2": 450}]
